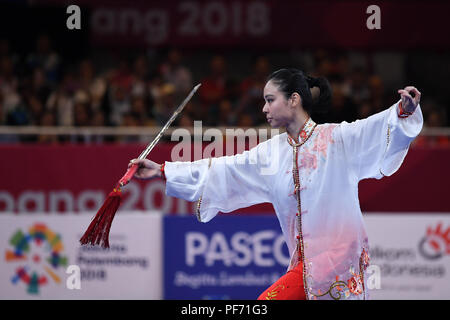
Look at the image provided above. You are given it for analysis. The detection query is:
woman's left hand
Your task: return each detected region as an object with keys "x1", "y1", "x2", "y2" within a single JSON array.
[{"x1": 398, "y1": 86, "x2": 421, "y2": 114}]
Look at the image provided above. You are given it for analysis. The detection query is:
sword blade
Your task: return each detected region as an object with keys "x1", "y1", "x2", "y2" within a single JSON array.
[{"x1": 138, "y1": 83, "x2": 201, "y2": 160}]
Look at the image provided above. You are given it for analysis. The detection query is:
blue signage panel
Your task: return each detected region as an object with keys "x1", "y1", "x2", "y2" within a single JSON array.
[{"x1": 164, "y1": 215, "x2": 289, "y2": 299}]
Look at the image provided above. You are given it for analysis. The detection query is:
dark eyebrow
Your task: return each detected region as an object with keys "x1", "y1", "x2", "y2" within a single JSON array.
[{"x1": 264, "y1": 94, "x2": 275, "y2": 99}]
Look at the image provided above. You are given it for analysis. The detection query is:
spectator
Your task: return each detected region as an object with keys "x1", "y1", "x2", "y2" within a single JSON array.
[
  {"x1": 159, "y1": 48, "x2": 193, "y2": 96},
  {"x1": 91, "y1": 110, "x2": 105, "y2": 127},
  {"x1": 6, "y1": 102, "x2": 28, "y2": 126},
  {"x1": 26, "y1": 95, "x2": 44, "y2": 125},
  {"x1": 414, "y1": 103, "x2": 449, "y2": 147},
  {"x1": 108, "y1": 84, "x2": 130, "y2": 126},
  {"x1": 0, "y1": 35, "x2": 448, "y2": 148},
  {"x1": 130, "y1": 95, "x2": 153, "y2": 126},
  {"x1": 26, "y1": 34, "x2": 60, "y2": 85},
  {"x1": 104, "y1": 56, "x2": 135, "y2": 126},
  {"x1": 73, "y1": 91, "x2": 91, "y2": 127},
  {"x1": 178, "y1": 100, "x2": 200, "y2": 127},
  {"x1": 151, "y1": 83, "x2": 176, "y2": 126},
  {"x1": 77, "y1": 59, "x2": 95, "y2": 92},
  {"x1": 0, "y1": 55, "x2": 20, "y2": 118},
  {"x1": 217, "y1": 99, "x2": 236, "y2": 127},
  {"x1": 325, "y1": 81, "x2": 358, "y2": 123},
  {"x1": 130, "y1": 54, "x2": 151, "y2": 100},
  {"x1": 0, "y1": 91, "x2": 18, "y2": 142},
  {"x1": 29, "y1": 67, "x2": 51, "y2": 105},
  {"x1": 367, "y1": 75, "x2": 386, "y2": 113},
  {"x1": 348, "y1": 66, "x2": 370, "y2": 106},
  {"x1": 90, "y1": 110, "x2": 112, "y2": 144},
  {"x1": 90, "y1": 76, "x2": 107, "y2": 112},
  {"x1": 199, "y1": 55, "x2": 228, "y2": 124},
  {"x1": 0, "y1": 92, "x2": 19, "y2": 143},
  {"x1": 37, "y1": 111, "x2": 58, "y2": 144},
  {"x1": 357, "y1": 100, "x2": 375, "y2": 120},
  {"x1": 46, "y1": 71, "x2": 76, "y2": 126},
  {"x1": 237, "y1": 55, "x2": 271, "y2": 126},
  {"x1": 177, "y1": 111, "x2": 194, "y2": 128},
  {"x1": 236, "y1": 113, "x2": 253, "y2": 127},
  {"x1": 121, "y1": 112, "x2": 139, "y2": 127},
  {"x1": 426, "y1": 108, "x2": 447, "y2": 128},
  {"x1": 108, "y1": 56, "x2": 133, "y2": 94}
]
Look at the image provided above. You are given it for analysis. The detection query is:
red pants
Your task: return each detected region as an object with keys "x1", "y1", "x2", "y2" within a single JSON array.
[{"x1": 257, "y1": 263, "x2": 306, "y2": 300}]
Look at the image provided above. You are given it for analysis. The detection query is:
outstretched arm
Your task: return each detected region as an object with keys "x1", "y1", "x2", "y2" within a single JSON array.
[
  {"x1": 165, "y1": 141, "x2": 273, "y2": 222},
  {"x1": 129, "y1": 139, "x2": 273, "y2": 222},
  {"x1": 338, "y1": 86, "x2": 423, "y2": 182}
]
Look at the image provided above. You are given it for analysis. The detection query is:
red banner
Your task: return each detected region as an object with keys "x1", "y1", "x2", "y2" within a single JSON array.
[
  {"x1": 82, "y1": 0, "x2": 450, "y2": 49},
  {"x1": 0, "y1": 144, "x2": 448, "y2": 214}
]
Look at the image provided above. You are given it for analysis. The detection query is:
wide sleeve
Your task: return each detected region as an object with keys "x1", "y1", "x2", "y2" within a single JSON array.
[
  {"x1": 164, "y1": 140, "x2": 273, "y2": 222},
  {"x1": 338, "y1": 100, "x2": 423, "y2": 181}
]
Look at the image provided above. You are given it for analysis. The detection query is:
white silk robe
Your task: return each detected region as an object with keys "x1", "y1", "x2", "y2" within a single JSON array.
[{"x1": 164, "y1": 100, "x2": 423, "y2": 300}]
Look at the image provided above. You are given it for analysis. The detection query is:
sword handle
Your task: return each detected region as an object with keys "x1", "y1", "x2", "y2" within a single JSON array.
[{"x1": 119, "y1": 163, "x2": 139, "y2": 187}]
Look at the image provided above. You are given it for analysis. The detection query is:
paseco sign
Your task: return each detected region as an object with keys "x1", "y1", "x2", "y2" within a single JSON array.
[
  {"x1": 185, "y1": 230, "x2": 289, "y2": 267},
  {"x1": 164, "y1": 216, "x2": 289, "y2": 299}
]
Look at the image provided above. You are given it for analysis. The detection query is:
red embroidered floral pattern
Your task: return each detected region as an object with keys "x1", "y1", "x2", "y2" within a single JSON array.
[
  {"x1": 311, "y1": 248, "x2": 369, "y2": 300},
  {"x1": 312, "y1": 124, "x2": 337, "y2": 158},
  {"x1": 300, "y1": 130, "x2": 308, "y2": 140},
  {"x1": 360, "y1": 248, "x2": 370, "y2": 271},
  {"x1": 347, "y1": 274, "x2": 363, "y2": 295},
  {"x1": 288, "y1": 117, "x2": 316, "y2": 145},
  {"x1": 300, "y1": 150, "x2": 317, "y2": 170}
]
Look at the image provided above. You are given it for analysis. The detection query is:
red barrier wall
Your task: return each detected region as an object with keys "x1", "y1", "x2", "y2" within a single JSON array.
[{"x1": 0, "y1": 144, "x2": 448, "y2": 214}]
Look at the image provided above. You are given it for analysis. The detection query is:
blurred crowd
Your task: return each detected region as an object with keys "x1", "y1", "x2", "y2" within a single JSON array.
[{"x1": 0, "y1": 34, "x2": 448, "y2": 145}]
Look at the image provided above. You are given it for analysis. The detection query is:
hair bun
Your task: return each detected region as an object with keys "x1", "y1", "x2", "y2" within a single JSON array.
[
  {"x1": 267, "y1": 68, "x2": 332, "y2": 116},
  {"x1": 311, "y1": 76, "x2": 333, "y2": 114},
  {"x1": 305, "y1": 76, "x2": 319, "y2": 88}
]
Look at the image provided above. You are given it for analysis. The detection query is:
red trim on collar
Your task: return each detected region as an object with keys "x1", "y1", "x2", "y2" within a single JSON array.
[{"x1": 287, "y1": 118, "x2": 317, "y2": 146}]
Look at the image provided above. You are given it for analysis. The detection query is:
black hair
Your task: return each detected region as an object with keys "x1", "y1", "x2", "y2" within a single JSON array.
[{"x1": 267, "y1": 68, "x2": 332, "y2": 115}]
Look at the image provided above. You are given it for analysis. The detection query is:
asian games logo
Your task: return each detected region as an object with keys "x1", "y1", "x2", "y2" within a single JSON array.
[
  {"x1": 5, "y1": 223, "x2": 68, "y2": 294},
  {"x1": 418, "y1": 222, "x2": 450, "y2": 260}
]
